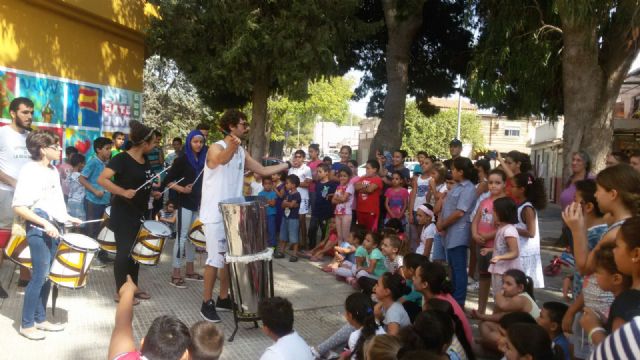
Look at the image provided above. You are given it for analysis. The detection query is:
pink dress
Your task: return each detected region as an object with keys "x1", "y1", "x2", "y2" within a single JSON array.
[{"x1": 488, "y1": 224, "x2": 521, "y2": 275}]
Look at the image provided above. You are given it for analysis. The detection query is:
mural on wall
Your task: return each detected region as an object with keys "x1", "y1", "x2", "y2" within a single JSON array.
[
  {"x1": 19, "y1": 75, "x2": 65, "y2": 125},
  {"x1": 66, "y1": 84, "x2": 102, "y2": 128},
  {"x1": 0, "y1": 70, "x2": 17, "y2": 118},
  {"x1": 0, "y1": 66, "x2": 142, "y2": 160}
]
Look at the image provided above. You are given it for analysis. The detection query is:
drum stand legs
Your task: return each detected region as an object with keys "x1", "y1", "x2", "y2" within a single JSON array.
[
  {"x1": 226, "y1": 260, "x2": 274, "y2": 342},
  {"x1": 51, "y1": 284, "x2": 58, "y2": 316}
]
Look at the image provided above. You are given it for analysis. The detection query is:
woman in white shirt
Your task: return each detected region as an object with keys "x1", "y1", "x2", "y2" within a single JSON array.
[{"x1": 12, "y1": 130, "x2": 81, "y2": 340}]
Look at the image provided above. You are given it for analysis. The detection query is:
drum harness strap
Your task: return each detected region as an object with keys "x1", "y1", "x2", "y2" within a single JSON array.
[{"x1": 225, "y1": 247, "x2": 273, "y2": 264}]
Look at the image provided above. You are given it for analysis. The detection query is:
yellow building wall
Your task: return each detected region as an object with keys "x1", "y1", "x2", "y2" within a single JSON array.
[{"x1": 0, "y1": 0, "x2": 145, "y2": 91}]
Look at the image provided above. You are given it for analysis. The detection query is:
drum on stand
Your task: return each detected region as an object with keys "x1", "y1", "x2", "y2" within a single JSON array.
[
  {"x1": 49, "y1": 233, "x2": 100, "y2": 289},
  {"x1": 131, "y1": 220, "x2": 172, "y2": 265},
  {"x1": 188, "y1": 219, "x2": 206, "y2": 249},
  {"x1": 96, "y1": 206, "x2": 116, "y2": 254}
]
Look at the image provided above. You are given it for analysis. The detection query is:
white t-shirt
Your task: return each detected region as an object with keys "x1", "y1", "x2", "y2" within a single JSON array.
[
  {"x1": 259, "y1": 331, "x2": 314, "y2": 360},
  {"x1": 412, "y1": 175, "x2": 431, "y2": 211},
  {"x1": 251, "y1": 181, "x2": 264, "y2": 196},
  {"x1": 0, "y1": 125, "x2": 30, "y2": 191},
  {"x1": 288, "y1": 165, "x2": 312, "y2": 200},
  {"x1": 348, "y1": 326, "x2": 386, "y2": 357},
  {"x1": 199, "y1": 140, "x2": 245, "y2": 239},
  {"x1": 12, "y1": 161, "x2": 69, "y2": 222},
  {"x1": 416, "y1": 222, "x2": 437, "y2": 256}
]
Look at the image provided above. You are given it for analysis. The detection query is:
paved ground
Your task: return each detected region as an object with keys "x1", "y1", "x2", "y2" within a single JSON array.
[{"x1": 0, "y1": 205, "x2": 567, "y2": 360}]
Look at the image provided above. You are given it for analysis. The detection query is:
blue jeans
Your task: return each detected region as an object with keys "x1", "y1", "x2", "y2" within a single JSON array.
[
  {"x1": 22, "y1": 210, "x2": 59, "y2": 328},
  {"x1": 280, "y1": 217, "x2": 300, "y2": 244},
  {"x1": 432, "y1": 232, "x2": 447, "y2": 261},
  {"x1": 84, "y1": 200, "x2": 106, "y2": 239},
  {"x1": 266, "y1": 214, "x2": 277, "y2": 247},
  {"x1": 447, "y1": 245, "x2": 468, "y2": 308},
  {"x1": 173, "y1": 207, "x2": 197, "y2": 268}
]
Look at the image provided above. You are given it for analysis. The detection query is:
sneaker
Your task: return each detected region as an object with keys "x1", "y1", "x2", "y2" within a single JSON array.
[
  {"x1": 19, "y1": 327, "x2": 45, "y2": 340},
  {"x1": 216, "y1": 296, "x2": 237, "y2": 312},
  {"x1": 467, "y1": 282, "x2": 480, "y2": 291},
  {"x1": 310, "y1": 347, "x2": 321, "y2": 359},
  {"x1": 289, "y1": 256, "x2": 298, "y2": 262},
  {"x1": 92, "y1": 257, "x2": 107, "y2": 269},
  {"x1": 200, "y1": 300, "x2": 221, "y2": 323},
  {"x1": 0, "y1": 284, "x2": 8, "y2": 299},
  {"x1": 35, "y1": 321, "x2": 65, "y2": 332},
  {"x1": 17, "y1": 279, "x2": 29, "y2": 287},
  {"x1": 98, "y1": 250, "x2": 114, "y2": 263},
  {"x1": 273, "y1": 251, "x2": 285, "y2": 259}
]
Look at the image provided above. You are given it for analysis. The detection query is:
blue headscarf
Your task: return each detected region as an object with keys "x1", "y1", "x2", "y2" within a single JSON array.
[{"x1": 185, "y1": 130, "x2": 207, "y2": 174}]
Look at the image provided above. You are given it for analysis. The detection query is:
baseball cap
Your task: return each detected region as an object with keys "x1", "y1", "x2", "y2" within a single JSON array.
[{"x1": 449, "y1": 139, "x2": 462, "y2": 147}]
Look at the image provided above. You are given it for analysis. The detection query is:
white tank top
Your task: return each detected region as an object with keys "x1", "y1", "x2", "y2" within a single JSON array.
[
  {"x1": 413, "y1": 175, "x2": 431, "y2": 211},
  {"x1": 516, "y1": 201, "x2": 540, "y2": 256},
  {"x1": 199, "y1": 140, "x2": 245, "y2": 223}
]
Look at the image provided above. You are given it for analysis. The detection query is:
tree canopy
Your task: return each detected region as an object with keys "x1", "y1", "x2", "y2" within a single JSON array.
[{"x1": 402, "y1": 102, "x2": 484, "y2": 158}]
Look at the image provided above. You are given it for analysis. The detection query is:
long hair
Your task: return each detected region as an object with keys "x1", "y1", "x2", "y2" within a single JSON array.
[
  {"x1": 426, "y1": 298, "x2": 475, "y2": 360},
  {"x1": 513, "y1": 173, "x2": 547, "y2": 210},
  {"x1": 452, "y1": 157, "x2": 478, "y2": 184},
  {"x1": 507, "y1": 323, "x2": 563, "y2": 360},
  {"x1": 596, "y1": 164, "x2": 640, "y2": 216},
  {"x1": 504, "y1": 269, "x2": 535, "y2": 300},
  {"x1": 346, "y1": 293, "x2": 379, "y2": 360}
]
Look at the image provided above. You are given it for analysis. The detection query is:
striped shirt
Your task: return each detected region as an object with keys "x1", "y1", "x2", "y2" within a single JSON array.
[{"x1": 590, "y1": 316, "x2": 640, "y2": 360}]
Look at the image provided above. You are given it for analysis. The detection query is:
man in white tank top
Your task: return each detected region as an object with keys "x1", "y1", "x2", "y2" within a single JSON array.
[{"x1": 199, "y1": 109, "x2": 291, "y2": 323}]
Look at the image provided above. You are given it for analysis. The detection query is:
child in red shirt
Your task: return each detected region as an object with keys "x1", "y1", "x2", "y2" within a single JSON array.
[{"x1": 355, "y1": 159, "x2": 383, "y2": 232}]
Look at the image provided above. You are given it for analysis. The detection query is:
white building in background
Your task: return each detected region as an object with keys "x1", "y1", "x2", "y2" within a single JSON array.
[
  {"x1": 529, "y1": 119, "x2": 564, "y2": 204},
  {"x1": 313, "y1": 121, "x2": 360, "y2": 156}
]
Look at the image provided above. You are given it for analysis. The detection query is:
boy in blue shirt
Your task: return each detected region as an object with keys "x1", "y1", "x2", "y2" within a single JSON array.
[
  {"x1": 259, "y1": 177, "x2": 278, "y2": 247},
  {"x1": 537, "y1": 301, "x2": 570, "y2": 360},
  {"x1": 79, "y1": 137, "x2": 112, "y2": 264},
  {"x1": 308, "y1": 163, "x2": 337, "y2": 249},
  {"x1": 274, "y1": 175, "x2": 302, "y2": 262}
]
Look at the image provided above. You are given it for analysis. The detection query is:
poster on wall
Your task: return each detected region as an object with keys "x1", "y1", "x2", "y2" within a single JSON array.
[
  {"x1": 0, "y1": 70, "x2": 17, "y2": 119},
  {"x1": 66, "y1": 84, "x2": 102, "y2": 128},
  {"x1": 102, "y1": 87, "x2": 142, "y2": 134},
  {"x1": 65, "y1": 127, "x2": 101, "y2": 159},
  {"x1": 19, "y1": 74, "x2": 65, "y2": 125}
]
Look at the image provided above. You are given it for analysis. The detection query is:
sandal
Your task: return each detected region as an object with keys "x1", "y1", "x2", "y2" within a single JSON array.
[
  {"x1": 114, "y1": 294, "x2": 140, "y2": 305},
  {"x1": 134, "y1": 290, "x2": 151, "y2": 300},
  {"x1": 185, "y1": 273, "x2": 204, "y2": 281},
  {"x1": 169, "y1": 277, "x2": 187, "y2": 289}
]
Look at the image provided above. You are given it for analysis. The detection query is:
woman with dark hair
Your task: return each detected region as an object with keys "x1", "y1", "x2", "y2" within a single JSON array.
[
  {"x1": 162, "y1": 130, "x2": 207, "y2": 288},
  {"x1": 498, "y1": 150, "x2": 532, "y2": 199},
  {"x1": 558, "y1": 151, "x2": 593, "y2": 247},
  {"x1": 99, "y1": 120, "x2": 162, "y2": 303},
  {"x1": 12, "y1": 130, "x2": 82, "y2": 339},
  {"x1": 436, "y1": 157, "x2": 478, "y2": 307}
]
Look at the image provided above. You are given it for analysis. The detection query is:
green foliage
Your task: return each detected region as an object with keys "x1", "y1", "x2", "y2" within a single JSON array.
[
  {"x1": 147, "y1": 0, "x2": 366, "y2": 110},
  {"x1": 402, "y1": 102, "x2": 484, "y2": 158},
  {"x1": 269, "y1": 76, "x2": 355, "y2": 149}
]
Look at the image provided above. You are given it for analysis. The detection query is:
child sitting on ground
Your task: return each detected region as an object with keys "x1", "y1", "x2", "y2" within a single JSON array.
[
  {"x1": 108, "y1": 275, "x2": 191, "y2": 360},
  {"x1": 189, "y1": 321, "x2": 225, "y2": 360},
  {"x1": 303, "y1": 218, "x2": 338, "y2": 261},
  {"x1": 333, "y1": 230, "x2": 370, "y2": 287},
  {"x1": 398, "y1": 310, "x2": 455, "y2": 359},
  {"x1": 373, "y1": 272, "x2": 412, "y2": 336},
  {"x1": 353, "y1": 232, "x2": 386, "y2": 292},
  {"x1": 358, "y1": 234, "x2": 403, "y2": 294},
  {"x1": 471, "y1": 269, "x2": 539, "y2": 353},
  {"x1": 398, "y1": 253, "x2": 427, "y2": 322},
  {"x1": 259, "y1": 296, "x2": 313, "y2": 360},
  {"x1": 340, "y1": 293, "x2": 385, "y2": 360},
  {"x1": 322, "y1": 226, "x2": 363, "y2": 273},
  {"x1": 156, "y1": 199, "x2": 177, "y2": 235},
  {"x1": 504, "y1": 323, "x2": 564, "y2": 360},
  {"x1": 537, "y1": 302, "x2": 570, "y2": 360}
]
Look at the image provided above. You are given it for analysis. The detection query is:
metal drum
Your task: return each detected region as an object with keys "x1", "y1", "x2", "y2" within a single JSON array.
[
  {"x1": 188, "y1": 219, "x2": 206, "y2": 248},
  {"x1": 130, "y1": 220, "x2": 172, "y2": 265},
  {"x1": 49, "y1": 233, "x2": 100, "y2": 289},
  {"x1": 219, "y1": 196, "x2": 273, "y2": 337},
  {"x1": 97, "y1": 206, "x2": 116, "y2": 254},
  {"x1": 4, "y1": 231, "x2": 31, "y2": 268}
]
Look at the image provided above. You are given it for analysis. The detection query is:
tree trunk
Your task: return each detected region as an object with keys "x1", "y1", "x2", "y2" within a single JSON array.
[
  {"x1": 248, "y1": 73, "x2": 270, "y2": 160},
  {"x1": 559, "y1": 6, "x2": 639, "y2": 180},
  {"x1": 369, "y1": 0, "x2": 425, "y2": 158}
]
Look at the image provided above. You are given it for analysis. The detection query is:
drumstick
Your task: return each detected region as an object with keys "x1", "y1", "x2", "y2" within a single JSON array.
[
  {"x1": 135, "y1": 165, "x2": 171, "y2": 192},
  {"x1": 192, "y1": 168, "x2": 205, "y2": 185},
  {"x1": 162, "y1": 177, "x2": 185, "y2": 195},
  {"x1": 30, "y1": 225, "x2": 64, "y2": 239},
  {"x1": 63, "y1": 218, "x2": 104, "y2": 227}
]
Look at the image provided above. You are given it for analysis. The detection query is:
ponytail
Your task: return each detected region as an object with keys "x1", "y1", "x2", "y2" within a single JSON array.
[
  {"x1": 426, "y1": 298, "x2": 475, "y2": 360},
  {"x1": 345, "y1": 293, "x2": 380, "y2": 360},
  {"x1": 504, "y1": 269, "x2": 535, "y2": 300},
  {"x1": 452, "y1": 157, "x2": 478, "y2": 184},
  {"x1": 596, "y1": 164, "x2": 640, "y2": 216},
  {"x1": 417, "y1": 261, "x2": 452, "y2": 295},
  {"x1": 513, "y1": 173, "x2": 547, "y2": 210}
]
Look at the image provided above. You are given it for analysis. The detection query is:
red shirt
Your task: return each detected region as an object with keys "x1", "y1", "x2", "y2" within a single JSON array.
[
  {"x1": 356, "y1": 176, "x2": 383, "y2": 214},
  {"x1": 308, "y1": 159, "x2": 322, "y2": 193}
]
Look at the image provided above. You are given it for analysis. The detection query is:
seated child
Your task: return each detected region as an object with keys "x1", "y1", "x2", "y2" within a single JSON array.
[
  {"x1": 504, "y1": 323, "x2": 564, "y2": 360},
  {"x1": 426, "y1": 298, "x2": 475, "y2": 360},
  {"x1": 322, "y1": 226, "x2": 364, "y2": 273},
  {"x1": 352, "y1": 232, "x2": 386, "y2": 292},
  {"x1": 108, "y1": 275, "x2": 191, "y2": 360},
  {"x1": 537, "y1": 302, "x2": 569, "y2": 360},
  {"x1": 493, "y1": 312, "x2": 537, "y2": 357},
  {"x1": 259, "y1": 296, "x2": 313, "y2": 360},
  {"x1": 358, "y1": 234, "x2": 401, "y2": 294},
  {"x1": 333, "y1": 231, "x2": 372, "y2": 288},
  {"x1": 303, "y1": 218, "x2": 338, "y2": 261},
  {"x1": 156, "y1": 200, "x2": 177, "y2": 235},
  {"x1": 364, "y1": 335, "x2": 402, "y2": 360},
  {"x1": 398, "y1": 310, "x2": 454, "y2": 358},
  {"x1": 471, "y1": 269, "x2": 539, "y2": 353},
  {"x1": 399, "y1": 253, "x2": 427, "y2": 322},
  {"x1": 189, "y1": 321, "x2": 224, "y2": 360},
  {"x1": 340, "y1": 293, "x2": 385, "y2": 360},
  {"x1": 373, "y1": 272, "x2": 411, "y2": 336}
]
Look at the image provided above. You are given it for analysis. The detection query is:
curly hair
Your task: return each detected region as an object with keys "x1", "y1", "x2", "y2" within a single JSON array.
[{"x1": 513, "y1": 173, "x2": 547, "y2": 210}]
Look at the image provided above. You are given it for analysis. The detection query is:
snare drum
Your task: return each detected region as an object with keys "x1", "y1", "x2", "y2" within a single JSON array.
[
  {"x1": 97, "y1": 206, "x2": 116, "y2": 254},
  {"x1": 49, "y1": 233, "x2": 100, "y2": 289},
  {"x1": 4, "y1": 232, "x2": 31, "y2": 268},
  {"x1": 188, "y1": 219, "x2": 206, "y2": 248},
  {"x1": 131, "y1": 221, "x2": 172, "y2": 265}
]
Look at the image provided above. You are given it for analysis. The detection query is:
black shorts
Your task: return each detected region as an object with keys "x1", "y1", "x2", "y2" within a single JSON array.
[{"x1": 477, "y1": 248, "x2": 493, "y2": 275}]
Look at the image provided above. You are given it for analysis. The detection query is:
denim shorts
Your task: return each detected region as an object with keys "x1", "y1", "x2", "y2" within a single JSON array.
[
  {"x1": 431, "y1": 232, "x2": 447, "y2": 261},
  {"x1": 280, "y1": 218, "x2": 300, "y2": 244}
]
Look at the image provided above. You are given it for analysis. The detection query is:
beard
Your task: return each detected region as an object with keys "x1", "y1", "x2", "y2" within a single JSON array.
[{"x1": 15, "y1": 119, "x2": 32, "y2": 131}]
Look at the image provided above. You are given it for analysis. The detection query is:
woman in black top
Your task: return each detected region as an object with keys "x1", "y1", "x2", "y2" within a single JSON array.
[
  {"x1": 98, "y1": 120, "x2": 161, "y2": 302},
  {"x1": 162, "y1": 129, "x2": 207, "y2": 288}
]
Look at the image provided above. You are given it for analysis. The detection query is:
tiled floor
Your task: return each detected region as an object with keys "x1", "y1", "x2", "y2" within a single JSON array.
[{"x1": 0, "y1": 205, "x2": 567, "y2": 359}]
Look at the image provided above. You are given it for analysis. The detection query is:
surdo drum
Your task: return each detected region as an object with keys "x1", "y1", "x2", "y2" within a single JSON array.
[
  {"x1": 130, "y1": 220, "x2": 172, "y2": 265},
  {"x1": 96, "y1": 206, "x2": 116, "y2": 254},
  {"x1": 49, "y1": 233, "x2": 100, "y2": 289}
]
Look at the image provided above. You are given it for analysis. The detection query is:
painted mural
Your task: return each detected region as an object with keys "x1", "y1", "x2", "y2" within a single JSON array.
[{"x1": 0, "y1": 66, "x2": 141, "y2": 159}]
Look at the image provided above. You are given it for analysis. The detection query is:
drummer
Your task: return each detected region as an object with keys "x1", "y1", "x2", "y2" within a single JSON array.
[
  {"x1": 12, "y1": 130, "x2": 82, "y2": 340},
  {"x1": 98, "y1": 120, "x2": 161, "y2": 304},
  {"x1": 161, "y1": 129, "x2": 207, "y2": 288},
  {"x1": 199, "y1": 109, "x2": 291, "y2": 323}
]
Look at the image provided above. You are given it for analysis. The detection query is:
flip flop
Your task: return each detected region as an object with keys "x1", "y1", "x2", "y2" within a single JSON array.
[
  {"x1": 114, "y1": 295, "x2": 140, "y2": 305},
  {"x1": 134, "y1": 291, "x2": 151, "y2": 300},
  {"x1": 185, "y1": 273, "x2": 204, "y2": 281}
]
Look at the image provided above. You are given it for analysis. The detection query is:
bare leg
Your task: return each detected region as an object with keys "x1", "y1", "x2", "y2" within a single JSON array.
[
  {"x1": 478, "y1": 276, "x2": 491, "y2": 314},
  {"x1": 219, "y1": 263, "x2": 230, "y2": 299},
  {"x1": 468, "y1": 241, "x2": 477, "y2": 280},
  {"x1": 203, "y1": 265, "x2": 217, "y2": 302},
  {"x1": 299, "y1": 214, "x2": 307, "y2": 249},
  {"x1": 19, "y1": 266, "x2": 31, "y2": 281}
]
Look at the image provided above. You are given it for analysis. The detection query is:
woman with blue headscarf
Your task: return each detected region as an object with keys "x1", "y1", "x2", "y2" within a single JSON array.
[{"x1": 162, "y1": 130, "x2": 207, "y2": 288}]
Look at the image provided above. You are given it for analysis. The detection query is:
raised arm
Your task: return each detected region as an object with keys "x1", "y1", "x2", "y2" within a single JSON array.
[{"x1": 108, "y1": 275, "x2": 138, "y2": 360}]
